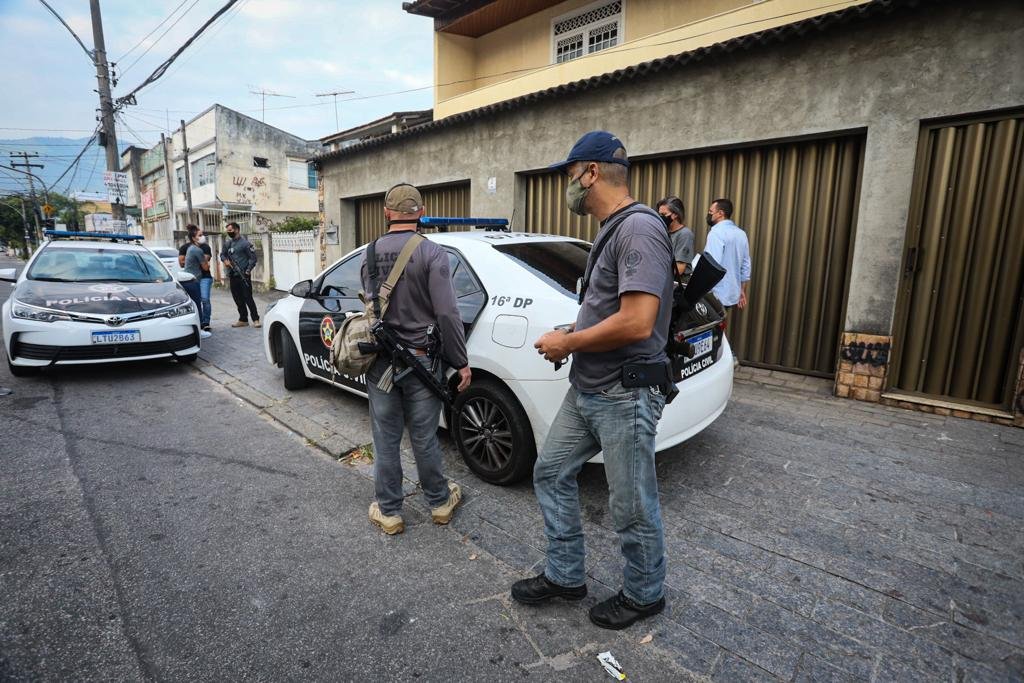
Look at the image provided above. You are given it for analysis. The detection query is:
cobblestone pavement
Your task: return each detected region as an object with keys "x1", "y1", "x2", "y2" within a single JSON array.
[{"x1": 200, "y1": 285, "x2": 1024, "y2": 681}]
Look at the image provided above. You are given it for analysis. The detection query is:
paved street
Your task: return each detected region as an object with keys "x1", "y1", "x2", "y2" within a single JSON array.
[{"x1": 2, "y1": 265, "x2": 1023, "y2": 681}]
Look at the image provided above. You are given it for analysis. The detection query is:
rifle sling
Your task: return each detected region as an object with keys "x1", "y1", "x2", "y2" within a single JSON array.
[{"x1": 369, "y1": 232, "x2": 424, "y2": 320}]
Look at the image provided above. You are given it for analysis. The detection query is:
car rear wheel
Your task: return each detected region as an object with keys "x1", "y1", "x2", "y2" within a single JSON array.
[
  {"x1": 451, "y1": 378, "x2": 535, "y2": 486},
  {"x1": 280, "y1": 327, "x2": 308, "y2": 390}
]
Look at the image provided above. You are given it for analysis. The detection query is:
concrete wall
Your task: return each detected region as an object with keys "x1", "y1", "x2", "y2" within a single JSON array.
[{"x1": 321, "y1": 0, "x2": 1024, "y2": 335}]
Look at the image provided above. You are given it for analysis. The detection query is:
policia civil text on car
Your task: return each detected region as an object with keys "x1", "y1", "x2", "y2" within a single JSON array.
[
  {"x1": 360, "y1": 183, "x2": 472, "y2": 536},
  {"x1": 511, "y1": 131, "x2": 675, "y2": 630}
]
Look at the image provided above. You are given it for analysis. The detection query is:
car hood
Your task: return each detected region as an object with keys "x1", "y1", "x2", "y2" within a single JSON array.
[{"x1": 15, "y1": 280, "x2": 188, "y2": 313}]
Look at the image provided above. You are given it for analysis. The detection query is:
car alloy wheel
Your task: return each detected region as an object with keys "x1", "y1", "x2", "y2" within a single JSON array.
[
  {"x1": 459, "y1": 395, "x2": 515, "y2": 473},
  {"x1": 451, "y1": 378, "x2": 535, "y2": 486}
]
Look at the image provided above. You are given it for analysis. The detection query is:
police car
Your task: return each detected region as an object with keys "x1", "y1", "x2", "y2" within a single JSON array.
[
  {"x1": 262, "y1": 218, "x2": 733, "y2": 485},
  {"x1": 1, "y1": 231, "x2": 201, "y2": 376}
]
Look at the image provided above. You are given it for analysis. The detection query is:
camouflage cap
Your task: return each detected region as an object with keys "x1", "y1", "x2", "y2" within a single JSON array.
[{"x1": 384, "y1": 183, "x2": 423, "y2": 213}]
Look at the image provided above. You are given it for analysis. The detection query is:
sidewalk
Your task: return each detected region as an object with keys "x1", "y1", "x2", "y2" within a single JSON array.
[{"x1": 197, "y1": 284, "x2": 1024, "y2": 681}]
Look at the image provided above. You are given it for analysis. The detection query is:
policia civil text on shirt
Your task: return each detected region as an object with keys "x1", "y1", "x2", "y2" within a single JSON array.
[
  {"x1": 511, "y1": 131, "x2": 675, "y2": 630},
  {"x1": 359, "y1": 183, "x2": 472, "y2": 536}
]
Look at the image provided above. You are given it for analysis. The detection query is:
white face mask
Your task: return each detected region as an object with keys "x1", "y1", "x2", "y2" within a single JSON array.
[{"x1": 197, "y1": 235, "x2": 207, "y2": 245}]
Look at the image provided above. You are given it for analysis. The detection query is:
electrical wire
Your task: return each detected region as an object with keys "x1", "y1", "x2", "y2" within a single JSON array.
[
  {"x1": 118, "y1": 0, "x2": 204, "y2": 79},
  {"x1": 115, "y1": 0, "x2": 192, "y2": 63},
  {"x1": 116, "y1": 0, "x2": 242, "y2": 107},
  {"x1": 48, "y1": 132, "x2": 99, "y2": 190},
  {"x1": 36, "y1": 0, "x2": 94, "y2": 62}
]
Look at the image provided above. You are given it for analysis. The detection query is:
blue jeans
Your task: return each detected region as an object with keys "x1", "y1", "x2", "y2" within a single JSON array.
[
  {"x1": 181, "y1": 280, "x2": 201, "y2": 312},
  {"x1": 534, "y1": 382, "x2": 667, "y2": 605},
  {"x1": 366, "y1": 356, "x2": 451, "y2": 516},
  {"x1": 198, "y1": 277, "x2": 212, "y2": 326}
]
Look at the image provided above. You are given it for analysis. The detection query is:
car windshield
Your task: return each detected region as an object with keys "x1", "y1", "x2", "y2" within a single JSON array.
[
  {"x1": 492, "y1": 240, "x2": 590, "y2": 299},
  {"x1": 27, "y1": 246, "x2": 171, "y2": 283},
  {"x1": 152, "y1": 248, "x2": 178, "y2": 259}
]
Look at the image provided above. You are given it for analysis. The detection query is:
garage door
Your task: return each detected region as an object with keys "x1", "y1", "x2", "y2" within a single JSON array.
[
  {"x1": 890, "y1": 111, "x2": 1024, "y2": 410},
  {"x1": 355, "y1": 182, "x2": 471, "y2": 246},
  {"x1": 523, "y1": 134, "x2": 864, "y2": 376}
]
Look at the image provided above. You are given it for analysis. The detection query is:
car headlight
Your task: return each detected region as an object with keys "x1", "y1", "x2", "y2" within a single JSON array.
[
  {"x1": 11, "y1": 301, "x2": 72, "y2": 323},
  {"x1": 163, "y1": 301, "x2": 196, "y2": 318}
]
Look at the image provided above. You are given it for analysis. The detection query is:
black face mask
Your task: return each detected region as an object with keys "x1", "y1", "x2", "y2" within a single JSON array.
[
  {"x1": 661, "y1": 214, "x2": 673, "y2": 229},
  {"x1": 705, "y1": 213, "x2": 715, "y2": 227}
]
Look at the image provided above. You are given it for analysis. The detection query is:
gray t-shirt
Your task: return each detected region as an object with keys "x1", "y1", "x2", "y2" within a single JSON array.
[
  {"x1": 360, "y1": 231, "x2": 468, "y2": 369},
  {"x1": 669, "y1": 226, "x2": 694, "y2": 276},
  {"x1": 183, "y1": 243, "x2": 205, "y2": 280},
  {"x1": 570, "y1": 204, "x2": 674, "y2": 392}
]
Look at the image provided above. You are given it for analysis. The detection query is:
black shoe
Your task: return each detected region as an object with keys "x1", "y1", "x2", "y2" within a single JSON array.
[
  {"x1": 511, "y1": 573, "x2": 587, "y2": 604},
  {"x1": 588, "y1": 591, "x2": 665, "y2": 630},
  {"x1": 201, "y1": 325, "x2": 212, "y2": 332}
]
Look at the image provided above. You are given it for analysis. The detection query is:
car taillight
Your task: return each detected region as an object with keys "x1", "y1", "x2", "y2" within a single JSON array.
[{"x1": 718, "y1": 319, "x2": 727, "y2": 332}]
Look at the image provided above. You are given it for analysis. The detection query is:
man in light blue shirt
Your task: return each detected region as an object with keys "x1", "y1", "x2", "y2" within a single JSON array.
[{"x1": 703, "y1": 197, "x2": 751, "y2": 309}]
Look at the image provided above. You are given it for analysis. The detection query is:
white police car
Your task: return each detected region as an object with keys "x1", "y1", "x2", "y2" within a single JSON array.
[
  {"x1": 262, "y1": 218, "x2": 733, "y2": 485},
  {"x1": 1, "y1": 231, "x2": 201, "y2": 376}
]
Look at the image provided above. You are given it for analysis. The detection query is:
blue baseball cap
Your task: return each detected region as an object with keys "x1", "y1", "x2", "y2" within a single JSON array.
[{"x1": 548, "y1": 131, "x2": 630, "y2": 172}]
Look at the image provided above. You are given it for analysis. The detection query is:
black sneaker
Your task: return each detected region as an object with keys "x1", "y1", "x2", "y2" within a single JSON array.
[
  {"x1": 511, "y1": 573, "x2": 587, "y2": 604},
  {"x1": 588, "y1": 591, "x2": 665, "y2": 630}
]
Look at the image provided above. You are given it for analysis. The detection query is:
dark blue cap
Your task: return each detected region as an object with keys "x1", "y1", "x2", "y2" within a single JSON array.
[{"x1": 548, "y1": 131, "x2": 629, "y2": 172}]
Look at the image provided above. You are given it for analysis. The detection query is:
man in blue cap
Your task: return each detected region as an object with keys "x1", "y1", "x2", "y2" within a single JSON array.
[{"x1": 511, "y1": 131, "x2": 674, "y2": 630}]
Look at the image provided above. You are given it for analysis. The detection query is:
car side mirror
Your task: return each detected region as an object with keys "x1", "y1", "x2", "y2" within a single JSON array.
[
  {"x1": 291, "y1": 279, "x2": 314, "y2": 298},
  {"x1": 175, "y1": 270, "x2": 197, "y2": 283},
  {"x1": 0, "y1": 268, "x2": 17, "y2": 282}
]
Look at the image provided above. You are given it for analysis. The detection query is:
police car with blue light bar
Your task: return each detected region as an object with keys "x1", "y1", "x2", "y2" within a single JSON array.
[
  {"x1": 262, "y1": 218, "x2": 734, "y2": 485},
  {"x1": 1, "y1": 231, "x2": 201, "y2": 375}
]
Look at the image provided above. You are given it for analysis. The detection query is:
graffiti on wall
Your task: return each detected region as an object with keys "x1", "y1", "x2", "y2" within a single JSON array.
[{"x1": 232, "y1": 175, "x2": 269, "y2": 204}]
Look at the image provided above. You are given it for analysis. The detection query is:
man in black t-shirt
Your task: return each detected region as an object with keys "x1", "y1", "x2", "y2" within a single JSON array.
[{"x1": 178, "y1": 232, "x2": 213, "y2": 331}]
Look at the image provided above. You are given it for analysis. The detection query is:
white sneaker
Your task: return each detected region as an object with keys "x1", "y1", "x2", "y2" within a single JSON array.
[{"x1": 199, "y1": 330, "x2": 212, "y2": 339}]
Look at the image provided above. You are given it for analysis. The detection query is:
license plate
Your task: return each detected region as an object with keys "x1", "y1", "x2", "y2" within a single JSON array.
[
  {"x1": 91, "y1": 329, "x2": 141, "y2": 344},
  {"x1": 680, "y1": 330, "x2": 715, "y2": 379}
]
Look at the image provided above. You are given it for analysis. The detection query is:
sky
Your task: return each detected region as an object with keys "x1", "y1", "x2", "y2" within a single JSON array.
[{"x1": 0, "y1": 0, "x2": 435, "y2": 152}]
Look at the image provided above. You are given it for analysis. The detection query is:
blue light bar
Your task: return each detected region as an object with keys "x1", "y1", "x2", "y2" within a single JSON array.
[
  {"x1": 419, "y1": 216, "x2": 508, "y2": 227},
  {"x1": 45, "y1": 230, "x2": 145, "y2": 241}
]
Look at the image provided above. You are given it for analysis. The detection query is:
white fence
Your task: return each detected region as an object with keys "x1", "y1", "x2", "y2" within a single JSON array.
[{"x1": 271, "y1": 229, "x2": 317, "y2": 292}]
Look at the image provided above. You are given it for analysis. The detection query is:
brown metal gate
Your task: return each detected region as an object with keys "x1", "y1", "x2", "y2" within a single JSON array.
[
  {"x1": 890, "y1": 111, "x2": 1024, "y2": 410},
  {"x1": 523, "y1": 134, "x2": 864, "y2": 376},
  {"x1": 355, "y1": 182, "x2": 471, "y2": 245}
]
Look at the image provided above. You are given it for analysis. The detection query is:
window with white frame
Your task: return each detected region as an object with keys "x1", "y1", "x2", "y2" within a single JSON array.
[
  {"x1": 552, "y1": 0, "x2": 622, "y2": 64},
  {"x1": 191, "y1": 153, "x2": 215, "y2": 187},
  {"x1": 287, "y1": 158, "x2": 316, "y2": 190},
  {"x1": 175, "y1": 166, "x2": 186, "y2": 193}
]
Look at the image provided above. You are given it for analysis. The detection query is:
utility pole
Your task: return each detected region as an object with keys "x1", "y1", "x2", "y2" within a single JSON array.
[
  {"x1": 315, "y1": 90, "x2": 355, "y2": 132},
  {"x1": 161, "y1": 133, "x2": 176, "y2": 242},
  {"x1": 9, "y1": 152, "x2": 43, "y2": 242},
  {"x1": 18, "y1": 196, "x2": 31, "y2": 258},
  {"x1": 179, "y1": 120, "x2": 194, "y2": 226},
  {"x1": 89, "y1": 0, "x2": 126, "y2": 227}
]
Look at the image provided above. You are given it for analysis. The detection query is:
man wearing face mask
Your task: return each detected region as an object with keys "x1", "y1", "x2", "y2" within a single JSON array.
[
  {"x1": 178, "y1": 224, "x2": 213, "y2": 331},
  {"x1": 703, "y1": 198, "x2": 751, "y2": 311},
  {"x1": 220, "y1": 221, "x2": 261, "y2": 328},
  {"x1": 511, "y1": 131, "x2": 674, "y2": 630},
  {"x1": 656, "y1": 196, "x2": 693, "y2": 277}
]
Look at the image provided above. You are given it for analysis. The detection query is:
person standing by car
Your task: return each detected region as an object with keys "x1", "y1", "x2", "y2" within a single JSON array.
[
  {"x1": 656, "y1": 196, "x2": 694, "y2": 277},
  {"x1": 182, "y1": 225, "x2": 212, "y2": 339},
  {"x1": 178, "y1": 226, "x2": 213, "y2": 331},
  {"x1": 361, "y1": 183, "x2": 472, "y2": 536},
  {"x1": 703, "y1": 197, "x2": 751, "y2": 311},
  {"x1": 220, "y1": 222, "x2": 261, "y2": 328},
  {"x1": 512, "y1": 131, "x2": 674, "y2": 630}
]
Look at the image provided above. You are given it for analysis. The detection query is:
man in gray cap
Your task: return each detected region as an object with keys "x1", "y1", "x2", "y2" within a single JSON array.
[
  {"x1": 360, "y1": 182, "x2": 472, "y2": 535},
  {"x1": 511, "y1": 132, "x2": 674, "y2": 630}
]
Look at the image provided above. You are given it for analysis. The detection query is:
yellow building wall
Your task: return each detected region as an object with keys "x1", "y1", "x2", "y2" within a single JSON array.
[{"x1": 433, "y1": 0, "x2": 870, "y2": 119}]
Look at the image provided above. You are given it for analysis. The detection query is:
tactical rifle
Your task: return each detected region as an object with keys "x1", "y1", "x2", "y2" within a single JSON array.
[{"x1": 362, "y1": 321, "x2": 454, "y2": 409}]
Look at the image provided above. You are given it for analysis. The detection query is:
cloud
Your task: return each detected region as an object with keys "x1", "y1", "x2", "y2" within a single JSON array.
[
  {"x1": 381, "y1": 69, "x2": 430, "y2": 90},
  {"x1": 239, "y1": 0, "x2": 300, "y2": 22}
]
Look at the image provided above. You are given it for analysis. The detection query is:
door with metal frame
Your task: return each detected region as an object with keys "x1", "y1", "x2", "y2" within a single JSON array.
[
  {"x1": 890, "y1": 111, "x2": 1024, "y2": 411},
  {"x1": 523, "y1": 134, "x2": 864, "y2": 376}
]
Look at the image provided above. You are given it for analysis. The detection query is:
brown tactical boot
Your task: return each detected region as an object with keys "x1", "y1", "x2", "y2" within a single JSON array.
[
  {"x1": 369, "y1": 502, "x2": 404, "y2": 535},
  {"x1": 431, "y1": 482, "x2": 462, "y2": 525}
]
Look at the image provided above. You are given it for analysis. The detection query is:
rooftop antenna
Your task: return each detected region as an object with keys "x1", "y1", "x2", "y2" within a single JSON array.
[
  {"x1": 315, "y1": 89, "x2": 355, "y2": 132},
  {"x1": 248, "y1": 85, "x2": 295, "y2": 122}
]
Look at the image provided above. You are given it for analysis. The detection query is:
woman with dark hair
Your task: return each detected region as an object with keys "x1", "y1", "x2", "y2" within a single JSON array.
[{"x1": 182, "y1": 224, "x2": 212, "y2": 339}]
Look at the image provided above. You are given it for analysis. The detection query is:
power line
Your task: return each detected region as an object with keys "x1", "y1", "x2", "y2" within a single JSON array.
[
  {"x1": 36, "y1": 0, "x2": 94, "y2": 62},
  {"x1": 118, "y1": 0, "x2": 203, "y2": 79},
  {"x1": 48, "y1": 132, "x2": 99, "y2": 190},
  {"x1": 116, "y1": 0, "x2": 242, "y2": 108},
  {"x1": 115, "y1": 0, "x2": 192, "y2": 63}
]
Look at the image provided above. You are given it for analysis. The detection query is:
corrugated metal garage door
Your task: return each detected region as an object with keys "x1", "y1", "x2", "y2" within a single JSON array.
[
  {"x1": 890, "y1": 111, "x2": 1024, "y2": 410},
  {"x1": 523, "y1": 134, "x2": 864, "y2": 376},
  {"x1": 355, "y1": 182, "x2": 471, "y2": 245}
]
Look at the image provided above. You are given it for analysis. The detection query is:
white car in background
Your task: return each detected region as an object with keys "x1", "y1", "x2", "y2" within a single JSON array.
[
  {"x1": 261, "y1": 220, "x2": 733, "y2": 485},
  {"x1": 1, "y1": 231, "x2": 201, "y2": 376},
  {"x1": 150, "y1": 246, "x2": 182, "y2": 275}
]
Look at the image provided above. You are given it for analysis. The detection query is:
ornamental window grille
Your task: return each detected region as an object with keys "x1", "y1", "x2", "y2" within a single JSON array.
[{"x1": 552, "y1": 1, "x2": 622, "y2": 64}]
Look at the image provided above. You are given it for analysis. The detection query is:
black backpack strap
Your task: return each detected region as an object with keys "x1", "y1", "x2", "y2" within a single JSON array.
[{"x1": 367, "y1": 238, "x2": 381, "y2": 319}]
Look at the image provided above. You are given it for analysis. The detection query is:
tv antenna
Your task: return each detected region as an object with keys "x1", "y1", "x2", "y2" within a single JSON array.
[
  {"x1": 248, "y1": 86, "x2": 295, "y2": 122},
  {"x1": 316, "y1": 89, "x2": 355, "y2": 132}
]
